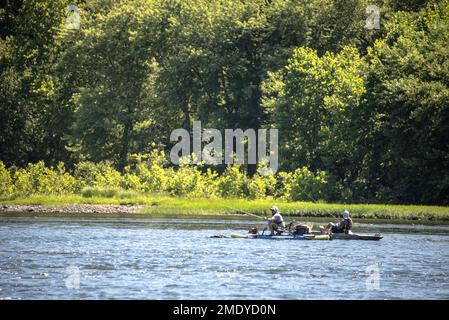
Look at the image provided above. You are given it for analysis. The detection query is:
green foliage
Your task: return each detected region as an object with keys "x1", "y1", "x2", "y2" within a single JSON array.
[
  {"x1": 166, "y1": 164, "x2": 204, "y2": 197},
  {"x1": 81, "y1": 187, "x2": 119, "y2": 198},
  {"x1": 81, "y1": 187, "x2": 140, "y2": 199},
  {"x1": 162, "y1": 155, "x2": 219, "y2": 198},
  {"x1": 38, "y1": 162, "x2": 77, "y2": 194},
  {"x1": 61, "y1": 0, "x2": 178, "y2": 170},
  {"x1": 269, "y1": 45, "x2": 367, "y2": 173},
  {"x1": 247, "y1": 164, "x2": 277, "y2": 199},
  {"x1": 274, "y1": 171, "x2": 293, "y2": 200},
  {"x1": 73, "y1": 162, "x2": 102, "y2": 188},
  {"x1": 73, "y1": 161, "x2": 122, "y2": 190},
  {"x1": 92, "y1": 164, "x2": 122, "y2": 189},
  {"x1": 121, "y1": 170, "x2": 144, "y2": 192},
  {"x1": 247, "y1": 176, "x2": 269, "y2": 200},
  {"x1": 363, "y1": 0, "x2": 449, "y2": 203},
  {"x1": 0, "y1": 161, "x2": 13, "y2": 196},
  {"x1": 216, "y1": 165, "x2": 249, "y2": 198},
  {"x1": 0, "y1": 0, "x2": 71, "y2": 167},
  {"x1": 1, "y1": 0, "x2": 449, "y2": 205},
  {"x1": 303, "y1": 0, "x2": 374, "y2": 54},
  {"x1": 10, "y1": 161, "x2": 76, "y2": 196},
  {"x1": 134, "y1": 150, "x2": 170, "y2": 193},
  {"x1": 11, "y1": 167, "x2": 33, "y2": 196},
  {"x1": 290, "y1": 167, "x2": 329, "y2": 202}
]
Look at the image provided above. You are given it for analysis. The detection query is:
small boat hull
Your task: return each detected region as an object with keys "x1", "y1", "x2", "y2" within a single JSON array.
[
  {"x1": 329, "y1": 233, "x2": 383, "y2": 240},
  {"x1": 230, "y1": 233, "x2": 382, "y2": 241},
  {"x1": 230, "y1": 233, "x2": 330, "y2": 240}
]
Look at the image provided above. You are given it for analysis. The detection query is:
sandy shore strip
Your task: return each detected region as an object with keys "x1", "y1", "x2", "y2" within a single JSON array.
[{"x1": 0, "y1": 204, "x2": 143, "y2": 214}]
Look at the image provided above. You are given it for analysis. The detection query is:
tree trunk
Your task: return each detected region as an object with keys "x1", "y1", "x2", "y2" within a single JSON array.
[
  {"x1": 118, "y1": 107, "x2": 133, "y2": 173},
  {"x1": 181, "y1": 99, "x2": 191, "y2": 130}
]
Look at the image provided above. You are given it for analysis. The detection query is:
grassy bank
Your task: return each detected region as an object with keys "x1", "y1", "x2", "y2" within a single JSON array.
[{"x1": 1, "y1": 193, "x2": 449, "y2": 223}]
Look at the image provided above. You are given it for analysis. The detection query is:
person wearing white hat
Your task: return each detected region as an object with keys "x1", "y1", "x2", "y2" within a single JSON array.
[
  {"x1": 265, "y1": 206, "x2": 285, "y2": 235},
  {"x1": 320, "y1": 210, "x2": 353, "y2": 234}
]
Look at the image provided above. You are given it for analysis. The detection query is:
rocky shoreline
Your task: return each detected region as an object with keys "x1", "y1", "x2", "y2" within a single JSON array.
[{"x1": 0, "y1": 204, "x2": 142, "y2": 214}]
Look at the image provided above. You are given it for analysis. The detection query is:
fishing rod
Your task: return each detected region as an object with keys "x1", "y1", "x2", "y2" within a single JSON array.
[
  {"x1": 302, "y1": 189, "x2": 341, "y2": 221},
  {"x1": 224, "y1": 206, "x2": 265, "y2": 219},
  {"x1": 225, "y1": 206, "x2": 311, "y2": 235}
]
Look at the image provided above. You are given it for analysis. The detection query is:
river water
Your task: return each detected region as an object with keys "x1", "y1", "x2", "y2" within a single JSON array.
[{"x1": 1, "y1": 216, "x2": 449, "y2": 299}]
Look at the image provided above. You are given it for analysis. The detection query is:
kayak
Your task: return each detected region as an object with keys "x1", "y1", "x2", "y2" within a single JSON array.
[
  {"x1": 229, "y1": 232, "x2": 382, "y2": 241},
  {"x1": 230, "y1": 233, "x2": 330, "y2": 240},
  {"x1": 329, "y1": 233, "x2": 383, "y2": 240}
]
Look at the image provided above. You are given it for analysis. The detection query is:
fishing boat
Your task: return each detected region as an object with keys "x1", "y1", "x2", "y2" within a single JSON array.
[
  {"x1": 228, "y1": 232, "x2": 382, "y2": 241},
  {"x1": 230, "y1": 233, "x2": 331, "y2": 240},
  {"x1": 210, "y1": 213, "x2": 383, "y2": 241},
  {"x1": 328, "y1": 233, "x2": 383, "y2": 240}
]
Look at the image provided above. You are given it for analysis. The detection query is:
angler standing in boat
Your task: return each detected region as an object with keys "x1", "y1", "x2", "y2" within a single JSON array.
[
  {"x1": 320, "y1": 210, "x2": 353, "y2": 234},
  {"x1": 265, "y1": 206, "x2": 285, "y2": 235}
]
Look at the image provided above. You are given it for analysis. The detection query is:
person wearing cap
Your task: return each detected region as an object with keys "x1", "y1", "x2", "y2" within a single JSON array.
[
  {"x1": 320, "y1": 210, "x2": 353, "y2": 234},
  {"x1": 265, "y1": 206, "x2": 285, "y2": 235}
]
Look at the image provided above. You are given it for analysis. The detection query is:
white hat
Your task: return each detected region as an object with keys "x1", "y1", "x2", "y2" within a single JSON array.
[
  {"x1": 270, "y1": 206, "x2": 279, "y2": 214},
  {"x1": 342, "y1": 210, "x2": 350, "y2": 219}
]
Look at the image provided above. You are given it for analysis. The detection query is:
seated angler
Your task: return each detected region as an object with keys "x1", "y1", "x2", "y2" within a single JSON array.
[
  {"x1": 320, "y1": 210, "x2": 353, "y2": 234},
  {"x1": 265, "y1": 206, "x2": 285, "y2": 235}
]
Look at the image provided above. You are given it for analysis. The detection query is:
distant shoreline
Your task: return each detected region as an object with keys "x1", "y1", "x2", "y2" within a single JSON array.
[
  {"x1": 1, "y1": 197, "x2": 449, "y2": 225},
  {"x1": 0, "y1": 204, "x2": 142, "y2": 215}
]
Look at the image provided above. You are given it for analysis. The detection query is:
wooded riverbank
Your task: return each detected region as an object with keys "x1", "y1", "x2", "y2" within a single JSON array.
[{"x1": 2, "y1": 195, "x2": 449, "y2": 224}]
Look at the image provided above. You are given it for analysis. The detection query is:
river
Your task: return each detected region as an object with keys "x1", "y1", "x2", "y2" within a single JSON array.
[{"x1": 1, "y1": 216, "x2": 449, "y2": 299}]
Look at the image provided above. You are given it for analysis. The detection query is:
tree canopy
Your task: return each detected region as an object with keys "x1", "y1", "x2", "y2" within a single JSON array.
[{"x1": 0, "y1": 0, "x2": 448, "y2": 204}]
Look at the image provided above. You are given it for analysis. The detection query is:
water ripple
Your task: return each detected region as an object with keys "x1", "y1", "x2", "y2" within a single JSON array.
[{"x1": 0, "y1": 217, "x2": 448, "y2": 299}]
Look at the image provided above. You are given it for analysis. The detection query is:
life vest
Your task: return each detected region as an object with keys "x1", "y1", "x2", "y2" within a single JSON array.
[
  {"x1": 272, "y1": 212, "x2": 284, "y2": 225},
  {"x1": 341, "y1": 218, "x2": 353, "y2": 233}
]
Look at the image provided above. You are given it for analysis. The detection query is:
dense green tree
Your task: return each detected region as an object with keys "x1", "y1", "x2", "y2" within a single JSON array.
[
  {"x1": 0, "y1": 0, "x2": 70, "y2": 166},
  {"x1": 363, "y1": 0, "x2": 449, "y2": 203},
  {"x1": 262, "y1": 46, "x2": 367, "y2": 200},
  {"x1": 60, "y1": 0, "x2": 180, "y2": 171},
  {"x1": 1, "y1": 0, "x2": 448, "y2": 204}
]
